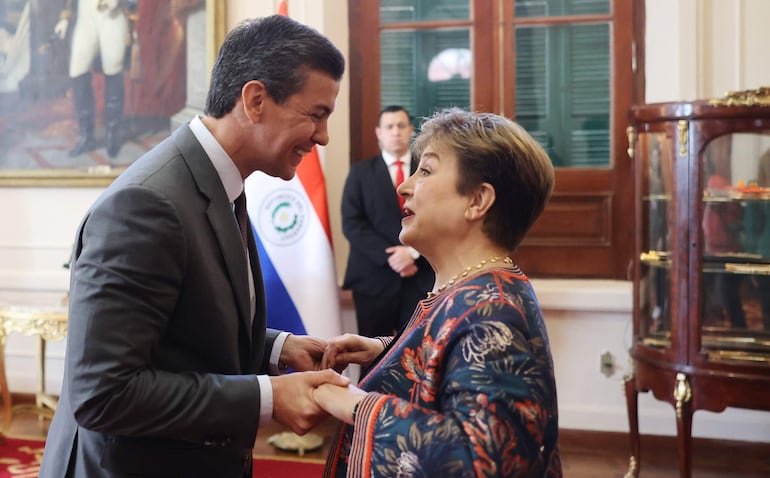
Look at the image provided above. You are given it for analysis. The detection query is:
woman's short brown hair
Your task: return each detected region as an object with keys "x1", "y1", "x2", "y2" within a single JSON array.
[{"x1": 412, "y1": 108, "x2": 554, "y2": 251}]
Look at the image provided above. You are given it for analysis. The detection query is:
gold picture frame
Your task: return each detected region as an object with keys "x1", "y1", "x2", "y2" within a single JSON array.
[{"x1": 0, "y1": 0, "x2": 226, "y2": 187}]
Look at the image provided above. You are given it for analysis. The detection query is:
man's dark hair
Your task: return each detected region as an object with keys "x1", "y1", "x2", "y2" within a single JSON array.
[
  {"x1": 205, "y1": 15, "x2": 345, "y2": 118},
  {"x1": 379, "y1": 105, "x2": 410, "y2": 123}
]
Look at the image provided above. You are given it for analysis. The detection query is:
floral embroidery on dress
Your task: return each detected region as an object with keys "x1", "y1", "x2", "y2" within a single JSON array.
[{"x1": 326, "y1": 268, "x2": 561, "y2": 478}]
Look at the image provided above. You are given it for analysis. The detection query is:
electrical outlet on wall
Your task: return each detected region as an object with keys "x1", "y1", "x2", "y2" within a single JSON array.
[{"x1": 600, "y1": 351, "x2": 614, "y2": 377}]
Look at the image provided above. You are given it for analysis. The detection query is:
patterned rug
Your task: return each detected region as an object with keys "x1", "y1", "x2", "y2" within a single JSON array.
[
  {"x1": 0, "y1": 436, "x2": 324, "y2": 477},
  {"x1": 0, "y1": 437, "x2": 43, "y2": 478}
]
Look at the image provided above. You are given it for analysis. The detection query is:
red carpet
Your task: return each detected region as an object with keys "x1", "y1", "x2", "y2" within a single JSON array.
[
  {"x1": 0, "y1": 437, "x2": 324, "y2": 477},
  {"x1": 0, "y1": 437, "x2": 44, "y2": 478},
  {"x1": 252, "y1": 456, "x2": 325, "y2": 477}
]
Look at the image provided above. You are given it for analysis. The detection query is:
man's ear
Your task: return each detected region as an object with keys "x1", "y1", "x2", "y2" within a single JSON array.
[
  {"x1": 241, "y1": 80, "x2": 267, "y2": 123},
  {"x1": 466, "y1": 183, "x2": 496, "y2": 220}
]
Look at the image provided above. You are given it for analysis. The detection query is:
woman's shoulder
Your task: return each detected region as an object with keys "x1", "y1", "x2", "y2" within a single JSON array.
[
  {"x1": 437, "y1": 269, "x2": 544, "y2": 330},
  {"x1": 461, "y1": 267, "x2": 534, "y2": 299}
]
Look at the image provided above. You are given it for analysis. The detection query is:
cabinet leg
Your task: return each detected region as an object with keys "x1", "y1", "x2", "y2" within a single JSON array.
[
  {"x1": 674, "y1": 373, "x2": 693, "y2": 478},
  {"x1": 623, "y1": 372, "x2": 640, "y2": 478},
  {"x1": 676, "y1": 402, "x2": 693, "y2": 478}
]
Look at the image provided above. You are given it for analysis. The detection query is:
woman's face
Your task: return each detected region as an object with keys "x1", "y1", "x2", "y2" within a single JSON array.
[{"x1": 397, "y1": 140, "x2": 472, "y2": 255}]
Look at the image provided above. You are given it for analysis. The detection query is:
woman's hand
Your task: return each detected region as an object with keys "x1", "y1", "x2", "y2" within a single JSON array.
[
  {"x1": 322, "y1": 333, "x2": 385, "y2": 373},
  {"x1": 312, "y1": 383, "x2": 367, "y2": 425},
  {"x1": 280, "y1": 334, "x2": 328, "y2": 371}
]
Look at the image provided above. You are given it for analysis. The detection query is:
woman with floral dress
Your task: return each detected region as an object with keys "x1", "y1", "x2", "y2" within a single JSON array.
[{"x1": 314, "y1": 108, "x2": 562, "y2": 478}]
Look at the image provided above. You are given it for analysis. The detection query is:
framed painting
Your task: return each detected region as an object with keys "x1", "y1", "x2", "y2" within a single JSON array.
[{"x1": 0, "y1": 0, "x2": 226, "y2": 186}]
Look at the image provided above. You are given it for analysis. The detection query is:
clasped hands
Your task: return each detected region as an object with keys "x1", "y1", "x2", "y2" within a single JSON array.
[{"x1": 270, "y1": 334, "x2": 383, "y2": 434}]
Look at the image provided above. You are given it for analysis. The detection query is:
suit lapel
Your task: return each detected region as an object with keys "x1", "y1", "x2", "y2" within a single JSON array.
[
  {"x1": 372, "y1": 155, "x2": 401, "y2": 211},
  {"x1": 171, "y1": 126, "x2": 254, "y2": 338}
]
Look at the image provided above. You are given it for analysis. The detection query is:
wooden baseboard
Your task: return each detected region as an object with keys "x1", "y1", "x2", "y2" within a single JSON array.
[{"x1": 559, "y1": 428, "x2": 769, "y2": 460}]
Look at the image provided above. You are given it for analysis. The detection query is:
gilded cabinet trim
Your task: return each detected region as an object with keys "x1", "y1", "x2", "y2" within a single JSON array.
[
  {"x1": 623, "y1": 455, "x2": 639, "y2": 478},
  {"x1": 677, "y1": 120, "x2": 688, "y2": 158},
  {"x1": 708, "y1": 86, "x2": 770, "y2": 107},
  {"x1": 673, "y1": 373, "x2": 692, "y2": 419}
]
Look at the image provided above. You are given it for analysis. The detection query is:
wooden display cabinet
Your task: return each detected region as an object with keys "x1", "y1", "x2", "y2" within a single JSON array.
[{"x1": 624, "y1": 88, "x2": 770, "y2": 478}]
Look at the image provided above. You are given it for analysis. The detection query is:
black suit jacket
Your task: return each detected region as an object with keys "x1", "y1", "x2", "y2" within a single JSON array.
[
  {"x1": 39, "y1": 125, "x2": 275, "y2": 478},
  {"x1": 341, "y1": 154, "x2": 434, "y2": 298}
]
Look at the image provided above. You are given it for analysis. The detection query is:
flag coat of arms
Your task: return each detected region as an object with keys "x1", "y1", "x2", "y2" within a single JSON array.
[{"x1": 245, "y1": 146, "x2": 342, "y2": 338}]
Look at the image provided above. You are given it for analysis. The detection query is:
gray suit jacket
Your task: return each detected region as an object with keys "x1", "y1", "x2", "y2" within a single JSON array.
[{"x1": 39, "y1": 125, "x2": 274, "y2": 477}]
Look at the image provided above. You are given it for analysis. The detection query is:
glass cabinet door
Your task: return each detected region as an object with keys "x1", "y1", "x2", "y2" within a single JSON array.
[
  {"x1": 700, "y1": 132, "x2": 770, "y2": 361},
  {"x1": 638, "y1": 131, "x2": 675, "y2": 349}
]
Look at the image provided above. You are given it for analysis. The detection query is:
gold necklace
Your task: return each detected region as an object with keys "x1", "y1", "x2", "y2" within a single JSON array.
[{"x1": 427, "y1": 256, "x2": 513, "y2": 298}]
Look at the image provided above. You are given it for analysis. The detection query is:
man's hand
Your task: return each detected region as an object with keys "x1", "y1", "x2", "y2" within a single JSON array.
[
  {"x1": 398, "y1": 263, "x2": 418, "y2": 277},
  {"x1": 385, "y1": 245, "x2": 417, "y2": 277},
  {"x1": 280, "y1": 335, "x2": 328, "y2": 371},
  {"x1": 270, "y1": 369, "x2": 350, "y2": 435},
  {"x1": 322, "y1": 333, "x2": 385, "y2": 373}
]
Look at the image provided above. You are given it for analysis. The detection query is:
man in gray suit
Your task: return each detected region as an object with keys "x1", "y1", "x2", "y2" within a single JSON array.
[{"x1": 39, "y1": 15, "x2": 349, "y2": 478}]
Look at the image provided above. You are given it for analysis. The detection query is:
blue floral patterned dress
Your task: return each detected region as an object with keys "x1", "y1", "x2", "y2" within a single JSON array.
[{"x1": 324, "y1": 266, "x2": 562, "y2": 477}]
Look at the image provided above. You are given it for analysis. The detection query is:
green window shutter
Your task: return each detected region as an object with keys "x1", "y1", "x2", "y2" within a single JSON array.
[
  {"x1": 515, "y1": 22, "x2": 610, "y2": 168},
  {"x1": 516, "y1": 0, "x2": 610, "y2": 18},
  {"x1": 417, "y1": 29, "x2": 470, "y2": 114},
  {"x1": 380, "y1": 0, "x2": 470, "y2": 23},
  {"x1": 381, "y1": 29, "x2": 470, "y2": 128},
  {"x1": 567, "y1": 23, "x2": 610, "y2": 167},
  {"x1": 515, "y1": 26, "x2": 560, "y2": 164},
  {"x1": 381, "y1": 31, "x2": 418, "y2": 115}
]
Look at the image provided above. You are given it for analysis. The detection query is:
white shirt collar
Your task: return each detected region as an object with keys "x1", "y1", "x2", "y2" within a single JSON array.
[
  {"x1": 382, "y1": 151, "x2": 410, "y2": 167},
  {"x1": 189, "y1": 116, "x2": 243, "y2": 202}
]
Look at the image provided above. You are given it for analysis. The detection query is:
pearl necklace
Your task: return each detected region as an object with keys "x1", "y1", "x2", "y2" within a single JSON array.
[{"x1": 427, "y1": 256, "x2": 513, "y2": 298}]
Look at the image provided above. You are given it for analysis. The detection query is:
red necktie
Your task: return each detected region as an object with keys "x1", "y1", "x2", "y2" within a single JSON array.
[{"x1": 394, "y1": 159, "x2": 405, "y2": 211}]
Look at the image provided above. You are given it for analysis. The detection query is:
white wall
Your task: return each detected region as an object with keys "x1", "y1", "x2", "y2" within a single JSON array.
[
  {"x1": 2, "y1": 0, "x2": 769, "y2": 443},
  {"x1": 0, "y1": 187, "x2": 99, "y2": 394},
  {"x1": 645, "y1": 0, "x2": 770, "y2": 102}
]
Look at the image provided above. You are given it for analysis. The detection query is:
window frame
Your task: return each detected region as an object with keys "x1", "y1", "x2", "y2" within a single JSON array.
[{"x1": 348, "y1": 0, "x2": 645, "y2": 279}]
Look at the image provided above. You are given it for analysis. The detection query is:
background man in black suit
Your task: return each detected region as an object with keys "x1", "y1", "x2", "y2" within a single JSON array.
[
  {"x1": 39, "y1": 15, "x2": 349, "y2": 478},
  {"x1": 341, "y1": 105, "x2": 435, "y2": 337}
]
